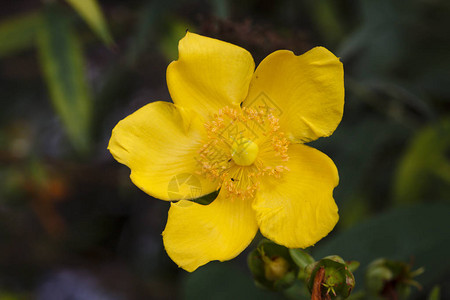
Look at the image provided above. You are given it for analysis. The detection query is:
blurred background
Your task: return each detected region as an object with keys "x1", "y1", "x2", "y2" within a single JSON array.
[{"x1": 0, "y1": 0, "x2": 449, "y2": 299}]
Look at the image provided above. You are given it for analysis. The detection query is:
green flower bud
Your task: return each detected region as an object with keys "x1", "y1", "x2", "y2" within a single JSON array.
[
  {"x1": 306, "y1": 256, "x2": 356, "y2": 299},
  {"x1": 248, "y1": 240, "x2": 299, "y2": 291},
  {"x1": 264, "y1": 256, "x2": 290, "y2": 281},
  {"x1": 366, "y1": 258, "x2": 424, "y2": 299}
]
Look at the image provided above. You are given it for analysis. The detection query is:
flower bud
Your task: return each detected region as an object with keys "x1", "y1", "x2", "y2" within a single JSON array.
[
  {"x1": 264, "y1": 256, "x2": 290, "y2": 281},
  {"x1": 366, "y1": 258, "x2": 424, "y2": 299},
  {"x1": 306, "y1": 256, "x2": 356, "y2": 299},
  {"x1": 248, "y1": 240, "x2": 298, "y2": 290}
]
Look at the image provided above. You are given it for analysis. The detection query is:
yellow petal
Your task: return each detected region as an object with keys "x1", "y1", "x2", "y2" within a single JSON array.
[
  {"x1": 108, "y1": 101, "x2": 218, "y2": 200},
  {"x1": 163, "y1": 190, "x2": 258, "y2": 272},
  {"x1": 243, "y1": 48, "x2": 344, "y2": 143},
  {"x1": 253, "y1": 144, "x2": 339, "y2": 248},
  {"x1": 167, "y1": 32, "x2": 255, "y2": 119}
]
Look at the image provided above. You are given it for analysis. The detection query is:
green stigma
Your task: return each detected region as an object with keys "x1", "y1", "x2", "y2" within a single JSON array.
[{"x1": 231, "y1": 138, "x2": 259, "y2": 166}]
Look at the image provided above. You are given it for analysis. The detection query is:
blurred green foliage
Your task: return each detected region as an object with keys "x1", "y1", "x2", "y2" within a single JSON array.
[
  {"x1": 37, "y1": 5, "x2": 92, "y2": 154},
  {"x1": 315, "y1": 204, "x2": 449, "y2": 297},
  {"x1": 64, "y1": 0, "x2": 113, "y2": 46},
  {"x1": 0, "y1": 12, "x2": 42, "y2": 58},
  {"x1": 0, "y1": 0, "x2": 449, "y2": 299},
  {"x1": 394, "y1": 119, "x2": 450, "y2": 204}
]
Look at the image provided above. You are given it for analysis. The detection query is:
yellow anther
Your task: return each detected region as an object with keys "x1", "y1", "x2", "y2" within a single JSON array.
[{"x1": 231, "y1": 138, "x2": 259, "y2": 166}]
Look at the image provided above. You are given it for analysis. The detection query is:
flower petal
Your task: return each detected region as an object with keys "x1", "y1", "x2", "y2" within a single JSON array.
[
  {"x1": 253, "y1": 144, "x2": 339, "y2": 248},
  {"x1": 163, "y1": 190, "x2": 258, "y2": 272},
  {"x1": 108, "y1": 101, "x2": 218, "y2": 200},
  {"x1": 243, "y1": 48, "x2": 344, "y2": 143},
  {"x1": 167, "y1": 32, "x2": 255, "y2": 119}
]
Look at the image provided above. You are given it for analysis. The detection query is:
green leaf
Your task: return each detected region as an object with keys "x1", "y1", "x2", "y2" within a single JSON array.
[
  {"x1": 0, "y1": 12, "x2": 42, "y2": 57},
  {"x1": 189, "y1": 189, "x2": 220, "y2": 205},
  {"x1": 314, "y1": 203, "x2": 450, "y2": 293},
  {"x1": 64, "y1": 0, "x2": 113, "y2": 46},
  {"x1": 126, "y1": 1, "x2": 177, "y2": 65},
  {"x1": 288, "y1": 248, "x2": 315, "y2": 269},
  {"x1": 394, "y1": 119, "x2": 450, "y2": 204},
  {"x1": 346, "y1": 261, "x2": 360, "y2": 273},
  {"x1": 306, "y1": 0, "x2": 344, "y2": 46},
  {"x1": 37, "y1": 5, "x2": 92, "y2": 154},
  {"x1": 159, "y1": 18, "x2": 192, "y2": 62},
  {"x1": 428, "y1": 285, "x2": 441, "y2": 300}
]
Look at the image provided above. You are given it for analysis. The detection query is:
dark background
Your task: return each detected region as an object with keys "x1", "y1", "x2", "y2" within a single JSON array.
[{"x1": 0, "y1": 0, "x2": 449, "y2": 299}]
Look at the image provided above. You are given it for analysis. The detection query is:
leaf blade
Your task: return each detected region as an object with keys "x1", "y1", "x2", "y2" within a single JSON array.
[
  {"x1": 188, "y1": 189, "x2": 220, "y2": 205},
  {"x1": 0, "y1": 12, "x2": 42, "y2": 57},
  {"x1": 64, "y1": 0, "x2": 113, "y2": 46},
  {"x1": 37, "y1": 6, "x2": 92, "y2": 154}
]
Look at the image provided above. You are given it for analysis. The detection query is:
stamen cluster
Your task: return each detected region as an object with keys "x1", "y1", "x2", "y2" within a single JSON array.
[{"x1": 197, "y1": 106, "x2": 290, "y2": 200}]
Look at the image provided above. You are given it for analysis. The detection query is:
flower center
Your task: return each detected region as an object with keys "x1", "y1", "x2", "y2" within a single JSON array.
[
  {"x1": 231, "y1": 138, "x2": 259, "y2": 166},
  {"x1": 197, "y1": 106, "x2": 290, "y2": 200}
]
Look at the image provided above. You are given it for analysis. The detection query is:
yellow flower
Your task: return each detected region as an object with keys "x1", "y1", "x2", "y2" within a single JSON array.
[{"x1": 108, "y1": 32, "x2": 344, "y2": 272}]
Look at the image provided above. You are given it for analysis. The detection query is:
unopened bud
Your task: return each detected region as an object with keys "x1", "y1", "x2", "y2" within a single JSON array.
[
  {"x1": 264, "y1": 256, "x2": 290, "y2": 281},
  {"x1": 248, "y1": 239, "x2": 298, "y2": 290},
  {"x1": 306, "y1": 256, "x2": 356, "y2": 299},
  {"x1": 366, "y1": 258, "x2": 424, "y2": 299}
]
